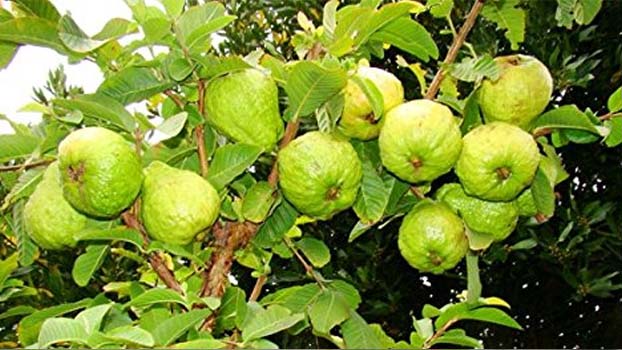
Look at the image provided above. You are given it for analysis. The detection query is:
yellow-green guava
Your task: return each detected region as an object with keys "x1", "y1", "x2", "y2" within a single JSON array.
[
  {"x1": 455, "y1": 122, "x2": 540, "y2": 201},
  {"x1": 516, "y1": 189, "x2": 538, "y2": 217},
  {"x1": 478, "y1": 54, "x2": 553, "y2": 129},
  {"x1": 379, "y1": 100, "x2": 462, "y2": 183},
  {"x1": 140, "y1": 161, "x2": 220, "y2": 245},
  {"x1": 277, "y1": 131, "x2": 362, "y2": 219},
  {"x1": 58, "y1": 127, "x2": 143, "y2": 218},
  {"x1": 23, "y1": 163, "x2": 88, "y2": 250},
  {"x1": 205, "y1": 69, "x2": 284, "y2": 151},
  {"x1": 398, "y1": 200, "x2": 468, "y2": 274},
  {"x1": 436, "y1": 183, "x2": 519, "y2": 242},
  {"x1": 338, "y1": 66, "x2": 404, "y2": 140}
]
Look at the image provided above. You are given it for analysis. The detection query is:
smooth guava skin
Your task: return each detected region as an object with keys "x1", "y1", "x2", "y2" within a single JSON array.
[
  {"x1": 398, "y1": 200, "x2": 468, "y2": 274},
  {"x1": 436, "y1": 183, "x2": 519, "y2": 242},
  {"x1": 516, "y1": 189, "x2": 538, "y2": 217},
  {"x1": 58, "y1": 127, "x2": 143, "y2": 218},
  {"x1": 278, "y1": 131, "x2": 362, "y2": 219},
  {"x1": 23, "y1": 163, "x2": 88, "y2": 250},
  {"x1": 141, "y1": 161, "x2": 220, "y2": 245},
  {"x1": 379, "y1": 100, "x2": 462, "y2": 183},
  {"x1": 338, "y1": 66, "x2": 404, "y2": 140},
  {"x1": 455, "y1": 122, "x2": 540, "y2": 202},
  {"x1": 205, "y1": 69, "x2": 284, "y2": 151},
  {"x1": 478, "y1": 54, "x2": 553, "y2": 129}
]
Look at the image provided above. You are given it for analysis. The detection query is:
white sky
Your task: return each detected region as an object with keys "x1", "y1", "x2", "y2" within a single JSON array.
[{"x1": 0, "y1": 0, "x2": 159, "y2": 134}]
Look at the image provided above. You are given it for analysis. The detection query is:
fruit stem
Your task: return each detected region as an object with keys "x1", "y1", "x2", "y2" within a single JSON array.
[
  {"x1": 496, "y1": 167, "x2": 511, "y2": 180},
  {"x1": 0, "y1": 158, "x2": 54, "y2": 172}
]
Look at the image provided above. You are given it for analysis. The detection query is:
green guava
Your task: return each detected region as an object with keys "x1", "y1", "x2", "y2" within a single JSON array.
[
  {"x1": 379, "y1": 100, "x2": 462, "y2": 183},
  {"x1": 205, "y1": 69, "x2": 284, "y2": 151},
  {"x1": 478, "y1": 54, "x2": 553, "y2": 129},
  {"x1": 338, "y1": 66, "x2": 404, "y2": 140},
  {"x1": 141, "y1": 161, "x2": 220, "y2": 245},
  {"x1": 58, "y1": 127, "x2": 143, "y2": 218},
  {"x1": 516, "y1": 189, "x2": 538, "y2": 217},
  {"x1": 23, "y1": 163, "x2": 88, "y2": 250},
  {"x1": 278, "y1": 131, "x2": 362, "y2": 219},
  {"x1": 455, "y1": 122, "x2": 540, "y2": 201},
  {"x1": 436, "y1": 183, "x2": 519, "y2": 242},
  {"x1": 398, "y1": 200, "x2": 468, "y2": 274}
]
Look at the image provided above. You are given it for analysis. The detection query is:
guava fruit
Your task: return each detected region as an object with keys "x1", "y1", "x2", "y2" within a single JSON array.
[
  {"x1": 516, "y1": 189, "x2": 538, "y2": 217},
  {"x1": 455, "y1": 122, "x2": 540, "y2": 201},
  {"x1": 205, "y1": 69, "x2": 284, "y2": 151},
  {"x1": 398, "y1": 200, "x2": 468, "y2": 274},
  {"x1": 338, "y1": 66, "x2": 404, "y2": 140},
  {"x1": 478, "y1": 54, "x2": 553, "y2": 129},
  {"x1": 436, "y1": 183, "x2": 518, "y2": 242},
  {"x1": 23, "y1": 163, "x2": 88, "y2": 250},
  {"x1": 58, "y1": 127, "x2": 143, "y2": 218},
  {"x1": 278, "y1": 131, "x2": 362, "y2": 219},
  {"x1": 141, "y1": 161, "x2": 220, "y2": 245},
  {"x1": 379, "y1": 100, "x2": 462, "y2": 183}
]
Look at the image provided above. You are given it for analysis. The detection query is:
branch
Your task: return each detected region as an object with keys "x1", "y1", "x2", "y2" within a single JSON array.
[
  {"x1": 424, "y1": 0, "x2": 486, "y2": 100},
  {"x1": 249, "y1": 274, "x2": 267, "y2": 302},
  {"x1": 285, "y1": 238, "x2": 326, "y2": 288},
  {"x1": 0, "y1": 159, "x2": 54, "y2": 172},
  {"x1": 422, "y1": 319, "x2": 458, "y2": 349},
  {"x1": 267, "y1": 120, "x2": 300, "y2": 187},
  {"x1": 196, "y1": 80, "x2": 209, "y2": 177}
]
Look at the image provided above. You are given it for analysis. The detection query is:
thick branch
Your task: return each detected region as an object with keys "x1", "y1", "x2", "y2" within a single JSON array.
[
  {"x1": 196, "y1": 80, "x2": 209, "y2": 177},
  {"x1": 0, "y1": 159, "x2": 54, "y2": 172},
  {"x1": 424, "y1": 0, "x2": 486, "y2": 100}
]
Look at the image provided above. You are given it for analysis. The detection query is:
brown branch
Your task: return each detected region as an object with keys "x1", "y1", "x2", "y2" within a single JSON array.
[
  {"x1": 423, "y1": 319, "x2": 458, "y2": 349},
  {"x1": 0, "y1": 159, "x2": 54, "y2": 172},
  {"x1": 164, "y1": 90, "x2": 185, "y2": 109},
  {"x1": 249, "y1": 274, "x2": 267, "y2": 302},
  {"x1": 268, "y1": 120, "x2": 300, "y2": 187},
  {"x1": 424, "y1": 0, "x2": 486, "y2": 100},
  {"x1": 196, "y1": 80, "x2": 209, "y2": 177}
]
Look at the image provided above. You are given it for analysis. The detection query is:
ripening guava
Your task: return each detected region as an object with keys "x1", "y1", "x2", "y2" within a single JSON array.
[
  {"x1": 516, "y1": 189, "x2": 538, "y2": 217},
  {"x1": 23, "y1": 163, "x2": 88, "y2": 250},
  {"x1": 436, "y1": 183, "x2": 519, "y2": 242},
  {"x1": 455, "y1": 122, "x2": 540, "y2": 201},
  {"x1": 338, "y1": 66, "x2": 404, "y2": 140},
  {"x1": 205, "y1": 69, "x2": 284, "y2": 151},
  {"x1": 278, "y1": 131, "x2": 362, "y2": 219},
  {"x1": 141, "y1": 161, "x2": 220, "y2": 245},
  {"x1": 58, "y1": 127, "x2": 143, "y2": 218},
  {"x1": 379, "y1": 100, "x2": 462, "y2": 183},
  {"x1": 478, "y1": 54, "x2": 553, "y2": 129},
  {"x1": 398, "y1": 200, "x2": 468, "y2": 274}
]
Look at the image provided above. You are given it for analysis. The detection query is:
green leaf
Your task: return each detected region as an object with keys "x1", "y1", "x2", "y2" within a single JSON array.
[
  {"x1": 11, "y1": 201, "x2": 38, "y2": 266},
  {"x1": 146, "y1": 241, "x2": 203, "y2": 265},
  {"x1": 126, "y1": 288, "x2": 187, "y2": 309},
  {"x1": 58, "y1": 15, "x2": 137, "y2": 53},
  {"x1": 449, "y1": 54, "x2": 500, "y2": 82},
  {"x1": 353, "y1": 160, "x2": 390, "y2": 224},
  {"x1": 216, "y1": 286, "x2": 247, "y2": 332},
  {"x1": 428, "y1": 0, "x2": 454, "y2": 18},
  {"x1": 461, "y1": 307, "x2": 523, "y2": 330},
  {"x1": 328, "y1": 280, "x2": 361, "y2": 309},
  {"x1": 285, "y1": 61, "x2": 347, "y2": 119},
  {"x1": 97, "y1": 67, "x2": 174, "y2": 105},
  {"x1": 0, "y1": 134, "x2": 39, "y2": 162},
  {"x1": 53, "y1": 94, "x2": 135, "y2": 131},
  {"x1": 207, "y1": 143, "x2": 262, "y2": 190},
  {"x1": 412, "y1": 318, "x2": 433, "y2": 339},
  {"x1": 510, "y1": 238, "x2": 538, "y2": 250},
  {"x1": 351, "y1": 75, "x2": 384, "y2": 120},
  {"x1": 574, "y1": 0, "x2": 602, "y2": 25},
  {"x1": 296, "y1": 237, "x2": 331, "y2": 268},
  {"x1": 160, "y1": 0, "x2": 184, "y2": 17},
  {"x1": 1, "y1": 168, "x2": 43, "y2": 211},
  {"x1": 555, "y1": 0, "x2": 575, "y2": 28},
  {"x1": 532, "y1": 167, "x2": 555, "y2": 217},
  {"x1": 72, "y1": 244, "x2": 109, "y2": 287},
  {"x1": 341, "y1": 310, "x2": 382, "y2": 348},
  {"x1": 0, "y1": 305, "x2": 36, "y2": 321},
  {"x1": 607, "y1": 86, "x2": 622, "y2": 112},
  {"x1": 156, "y1": 112, "x2": 188, "y2": 140},
  {"x1": 197, "y1": 55, "x2": 252, "y2": 81},
  {"x1": 347, "y1": 220, "x2": 373, "y2": 243},
  {"x1": 151, "y1": 308, "x2": 212, "y2": 346},
  {"x1": 532, "y1": 105, "x2": 599, "y2": 134},
  {"x1": 329, "y1": 7, "x2": 373, "y2": 56},
  {"x1": 432, "y1": 334, "x2": 482, "y2": 349},
  {"x1": 422, "y1": 304, "x2": 441, "y2": 318},
  {"x1": 105, "y1": 325, "x2": 155, "y2": 347},
  {"x1": 75, "y1": 227, "x2": 144, "y2": 250},
  {"x1": 0, "y1": 253, "x2": 18, "y2": 288},
  {"x1": 167, "y1": 57, "x2": 194, "y2": 81},
  {"x1": 358, "y1": 2, "x2": 420, "y2": 45},
  {"x1": 38, "y1": 318, "x2": 89, "y2": 348},
  {"x1": 261, "y1": 284, "x2": 322, "y2": 313},
  {"x1": 369, "y1": 17, "x2": 439, "y2": 62},
  {"x1": 241, "y1": 304, "x2": 304, "y2": 342},
  {"x1": 604, "y1": 117, "x2": 622, "y2": 147},
  {"x1": 75, "y1": 304, "x2": 113, "y2": 334},
  {"x1": 253, "y1": 201, "x2": 298, "y2": 247},
  {"x1": 0, "y1": 42, "x2": 18, "y2": 70},
  {"x1": 0, "y1": 17, "x2": 67, "y2": 54},
  {"x1": 242, "y1": 181, "x2": 276, "y2": 223},
  {"x1": 322, "y1": 0, "x2": 339, "y2": 41},
  {"x1": 18, "y1": 298, "x2": 92, "y2": 346},
  {"x1": 308, "y1": 290, "x2": 350, "y2": 333},
  {"x1": 171, "y1": 339, "x2": 226, "y2": 349},
  {"x1": 12, "y1": 0, "x2": 61, "y2": 22},
  {"x1": 481, "y1": 0, "x2": 525, "y2": 50}
]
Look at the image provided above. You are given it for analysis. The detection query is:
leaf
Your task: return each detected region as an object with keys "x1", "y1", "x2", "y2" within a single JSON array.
[
  {"x1": 0, "y1": 134, "x2": 39, "y2": 162},
  {"x1": 146, "y1": 241, "x2": 203, "y2": 265},
  {"x1": 197, "y1": 55, "x2": 252, "y2": 80},
  {"x1": 241, "y1": 304, "x2": 304, "y2": 342},
  {"x1": 428, "y1": 0, "x2": 454, "y2": 18},
  {"x1": 97, "y1": 67, "x2": 174, "y2": 105},
  {"x1": 0, "y1": 17, "x2": 67, "y2": 54},
  {"x1": 12, "y1": 0, "x2": 61, "y2": 22},
  {"x1": 532, "y1": 105, "x2": 600, "y2": 134},
  {"x1": 11, "y1": 201, "x2": 38, "y2": 266},
  {"x1": 574, "y1": 0, "x2": 602, "y2": 25},
  {"x1": 353, "y1": 160, "x2": 390, "y2": 224},
  {"x1": 175, "y1": 2, "x2": 226, "y2": 48},
  {"x1": 322, "y1": 0, "x2": 339, "y2": 41},
  {"x1": 296, "y1": 237, "x2": 331, "y2": 268},
  {"x1": 151, "y1": 308, "x2": 212, "y2": 346},
  {"x1": 532, "y1": 167, "x2": 555, "y2": 217},
  {"x1": 510, "y1": 238, "x2": 538, "y2": 250},
  {"x1": 0, "y1": 42, "x2": 18, "y2": 70},
  {"x1": 0, "y1": 253, "x2": 18, "y2": 288},
  {"x1": 341, "y1": 310, "x2": 382, "y2": 348},
  {"x1": 261, "y1": 284, "x2": 322, "y2": 313},
  {"x1": 412, "y1": 318, "x2": 433, "y2": 339},
  {"x1": 171, "y1": 339, "x2": 226, "y2": 349},
  {"x1": 253, "y1": 201, "x2": 298, "y2": 247},
  {"x1": 0, "y1": 305, "x2": 36, "y2": 321},
  {"x1": 216, "y1": 286, "x2": 247, "y2": 332},
  {"x1": 58, "y1": 15, "x2": 137, "y2": 53},
  {"x1": 347, "y1": 220, "x2": 374, "y2": 243},
  {"x1": 242, "y1": 181, "x2": 276, "y2": 223},
  {"x1": 358, "y1": 2, "x2": 420, "y2": 45},
  {"x1": 18, "y1": 298, "x2": 92, "y2": 346},
  {"x1": 105, "y1": 325, "x2": 155, "y2": 347},
  {"x1": 207, "y1": 143, "x2": 263, "y2": 190},
  {"x1": 432, "y1": 334, "x2": 483, "y2": 349},
  {"x1": 126, "y1": 288, "x2": 187, "y2": 309},
  {"x1": 72, "y1": 244, "x2": 109, "y2": 287},
  {"x1": 422, "y1": 304, "x2": 441, "y2": 318},
  {"x1": 285, "y1": 61, "x2": 347, "y2": 119},
  {"x1": 167, "y1": 58, "x2": 194, "y2": 81},
  {"x1": 604, "y1": 117, "x2": 622, "y2": 147},
  {"x1": 351, "y1": 75, "x2": 384, "y2": 120},
  {"x1": 555, "y1": 0, "x2": 575, "y2": 28},
  {"x1": 461, "y1": 307, "x2": 523, "y2": 330},
  {"x1": 369, "y1": 17, "x2": 439, "y2": 62},
  {"x1": 1, "y1": 168, "x2": 43, "y2": 211},
  {"x1": 38, "y1": 318, "x2": 89, "y2": 348},
  {"x1": 481, "y1": 0, "x2": 525, "y2": 50},
  {"x1": 75, "y1": 304, "x2": 113, "y2": 334},
  {"x1": 449, "y1": 54, "x2": 500, "y2": 82},
  {"x1": 160, "y1": 0, "x2": 184, "y2": 17},
  {"x1": 308, "y1": 290, "x2": 351, "y2": 333},
  {"x1": 76, "y1": 227, "x2": 143, "y2": 250},
  {"x1": 328, "y1": 280, "x2": 361, "y2": 309},
  {"x1": 156, "y1": 112, "x2": 188, "y2": 140},
  {"x1": 53, "y1": 94, "x2": 135, "y2": 131},
  {"x1": 607, "y1": 86, "x2": 622, "y2": 112}
]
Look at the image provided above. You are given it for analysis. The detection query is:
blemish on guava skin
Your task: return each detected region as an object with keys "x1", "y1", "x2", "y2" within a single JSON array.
[
  {"x1": 429, "y1": 252, "x2": 443, "y2": 266},
  {"x1": 411, "y1": 158, "x2": 423, "y2": 169},
  {"x1": 364, "y1": 113, "x2": 379, "y2": 125},
  {"x1": 67, "y1": 162, "x2": 85, "y2": 183},
  {"x1": 326, "y1": 186, "x2": 340, "y2": 201}
]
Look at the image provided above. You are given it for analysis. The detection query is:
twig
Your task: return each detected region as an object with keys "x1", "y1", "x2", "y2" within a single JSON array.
[
  {"x1": 423, "y1": 319, "x2": 458, "y2": 349},
  {"x1": 196, "y1": 81, "x2": 209, "y2": 177},
  {"x1": 285, "y1": 238, "x2": 326, "y2": 288},
  {"x1": 249, "y1": 274, "x2": 267, "y2": 302},
  {"x1": 268, "y1": 120, "x2": 300, "y2": 187},
  {"x1": 164, "y1": 90, "x2": 185, "y2": 109},
  {"x1": 425, "y1": 0, "x2": 486, "y2": 100},
  {"x1": 0, "y1": 159, "x2": 54, "y2": 172}
]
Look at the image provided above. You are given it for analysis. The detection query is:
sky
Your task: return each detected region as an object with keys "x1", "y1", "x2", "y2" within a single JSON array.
[{"x1": 0, "y1": 0, "x2": 158, "y2": 134}]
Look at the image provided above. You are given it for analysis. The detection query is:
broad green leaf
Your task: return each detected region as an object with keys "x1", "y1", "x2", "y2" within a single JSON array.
[
  {"x1": 0, "y1": 134, "x2": 39, "y2": 162},
  {"x1": 432, "y1": 334, "x2": 483, "y2": 349},
  {"x1": 18, "y1": 298, "x2": 92, "y2": 346},
  {"x1": 105, "y1": 325, "x2": 155, "y2": 347},
  {"x1": 10, "y1": 201, "x2": 38, "y2": 266},
  {"x1": 328, "y1": 280, "x2": 361, "y2": 309},
  {"x1": 422, "y1": 304, "x2": 441, "y2": 318},
  {"x1": 260, "y1": 284, "x2": 321, "y2": 313},
  {"x1": 347, "y1": 220, "x2": 373, "y2": 243},
  {"x1": 167, "y1": 57, "x2": 194, "y2": 81},
  {"x1": 308, "y1": 290, "x2": 350, "y2": 333},
  {"x1": 296, "y1": 237, "x2": 330, "y2": 268},
  {"x1": 532, "y1": 105, "x2": 600, "y2": 134},
  {"x1": 532, "y1": 167, "x2": 555, "y2": 217},
  {"x1": 53, "y1": 94, "x2": 135, "y2": 131},
  {"x1": 241, "y1": 304, "x2": 304, "y2": 342},
  {"x1": 0, "y1": 17, "x2": 67, "y2": 54},
  {"x1": 412, "y1": 317, "x2": 433, "y2": 339},
  {"x1": 242, "y1": 181, "x2": 276, "y2": 223},
  {"x1": 175, "y1": 2, "x2": 228, "y2": 48},
  {"x1": 12, "y1": 0, "x2": 60, "y2": 21},
  {"x1": 461, "y1": 307, "x2": 523, "y2": 330},
  {"x1": 357, "y1": 2, "x2": 419, "y2": 45},
  {"x1": 151, "y1": 308, "x2": 212, "y2": 346},
  {"x1": 93, "y1": 18, "x2": 139, "y2": 41},
  {"x1": 207, "y1": 143, "x2": 262, "y2": 190},
  {"x1": 329, "y1": 7, "x2": 373, "y2": 57},
  {"x1": 171, "y1": 339, "x2": 226, "y2": 349},
  {"x1": 160, "y1": 0, "x2": 184, "y2": 17},
  {"x1": 555, "y1": 0, "x2": 575, "y2": 28},
  {"x1": 75, "y1": 304, "x2": 113, "y2": 334},
  {"x1": 510, "y1": 238, "x2": 538, "y2": 250},
  {"x1": 0, "y1": 253, "x2": 18, "y2": 288},
  {"x1": 604, "y1": 117, "x2": 622, "y2": 147},
  {"x1": 351, "y1": 75, "x2": 384, "y2": 120},
  {"x1": 156, "y1": 112, "x2": 188, "y2": 140},
  {"x1": 216, "y1": 286, "x2": 247, "y2": 332},
  {"x1": 0, "y1": 42, "x2": 18, "y2": 69},
  {"x1": 369, "y1": 17, "x2": 439, "y2": 62},
  {"x1": 1, "y1": 168, "x2": 43, "y2": 211},
  {"x1": 341, "y1": 310, "x2": 382, "y2": 348},
  {"x1": 75, "y1": 227, "x2": 144, "y2": 250},
  {"x1": 0, "y1": 305, "x2": 36, "y2": 321},
  {"x1": 58, "y1": 15, "x2": 137, "y2": 53},
  {"x1": 575, "y1": 0, "x2": 602, "y2": 25},
  {"x1": 72, "y1": 244, "x2": 109, "y2": 287},
  {"x1": 607, "y1": 86, "x2": 622, "y2": 112},
  {"x1": 97, "y1": 67, "x2": 174, "y2": 105},
  {"x1": 285, "y1": 61, "x2": 347, "y2": 119},
  {"x1": 466, "y1": 228, "x2": 494, "y2": 251},
  {"x1": 185, "y1": 15, "x2": 236, "y2": 50},
  {"x1": 461, "y1": 91, "x2": 483, "y2": 135},
  {"x1": 449, "y1": 54, "x2": 500, "y2": 82},
  {"x1": 197, "y1": 55, "x2": 252, "y2": 80},
  {"x1": 428, "y1": 0, "x2": 454, "y2": 18},
  {"x1": 481, "y1": 0, "x2": 525, "y2": 50},
  {"x1": 137, "y1": 307, "x2": 170, "y2": 333},
  {"x1": 126, "y1": 288, "x2": 187, "y2": 308},
  {"x1": 38, "y1": 318, "x2": 89, "y2": 348},
  {"x1": 322, "y1": 0, "x2": 339, "y2": 41},
  {"x1": 353, "y1": 160, "x2": 390, "y2": 224}
]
